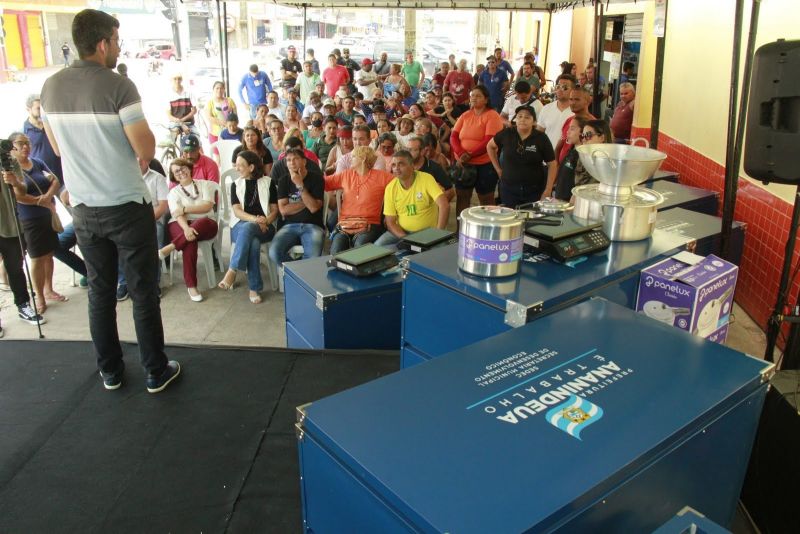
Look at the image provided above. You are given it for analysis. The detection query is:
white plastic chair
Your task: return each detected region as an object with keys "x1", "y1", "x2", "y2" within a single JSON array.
[
  {"x1": 168, "y1": 181, "x2": 222, "y2": 290},
  {"x1": 217, "y1": 169, "x2": 238, "y2": 270},
  {"x1": 213, "y1": 140, "x2": 241, "y2": 175}
]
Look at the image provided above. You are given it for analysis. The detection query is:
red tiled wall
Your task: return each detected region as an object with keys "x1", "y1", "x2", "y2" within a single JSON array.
[{"x1": 632, "y1": 126, "x2": 796, "y2": 332}]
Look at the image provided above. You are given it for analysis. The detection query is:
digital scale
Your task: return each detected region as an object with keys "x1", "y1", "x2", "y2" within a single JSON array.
[
  {"x1": 327, "y1": 244, "x2": 399, "y2": 277},
  {"x1": 523, "y1": 214, "x2": 610, "y2": 262},
  {"x1": 397, "y1": 228, "x2": 457, "y2": 253}
]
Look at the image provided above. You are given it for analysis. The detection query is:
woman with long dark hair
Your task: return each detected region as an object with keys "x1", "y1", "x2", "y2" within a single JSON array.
[
  {"x1": 217, "y1": 150, "x2": 278, "y2": 304},
  {"x1": 232, "y1": 126, "x2": 273, "y2": 176}
]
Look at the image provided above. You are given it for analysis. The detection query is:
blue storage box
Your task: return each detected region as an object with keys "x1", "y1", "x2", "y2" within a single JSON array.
[
  {"x1": 283, "y1": 255, "x2": 403, "y2": 350},
  {"x1": 400, "y1": 231, "x2": 693, "y2": 367},
  {"x1": 648, "y1": 180, "x2": 720, "y2": 215},
  {"x1": 296, "y1": 299, "x2": 773, "y2": 533},
  {"x1": 656, "y1": 208, "x2": 746, "y2": 266}
]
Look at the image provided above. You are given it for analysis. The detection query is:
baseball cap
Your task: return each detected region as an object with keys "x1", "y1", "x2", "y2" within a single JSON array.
[
  {"x1": 361, "y1": 58, "x2": 374, "y2": 66},
  {"x1": 322, "y1": 99, "x2": 336, "y2": 107},
  {"x1": 180, "y1": 134, "x2": 201, "y2": 151},
  {"x1": 287, "y1": 45, "x2": 296, "y2": 51},
  {"x1": 336, "y1": 126, "x2": 353, "y2": 139}
]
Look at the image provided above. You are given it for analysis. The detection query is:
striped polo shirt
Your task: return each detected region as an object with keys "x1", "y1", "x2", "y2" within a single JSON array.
[{"x1": 40, "y1": 59, "x2": 150, "y2": 207}]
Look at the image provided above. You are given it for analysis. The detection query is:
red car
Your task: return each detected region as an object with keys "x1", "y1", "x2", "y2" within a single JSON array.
[{"x1": 136, "y1": 42, "x2": 178, "y2": 60}]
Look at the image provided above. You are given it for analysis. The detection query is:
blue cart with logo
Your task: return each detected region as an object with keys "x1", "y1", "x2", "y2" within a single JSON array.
[{"x1": 296, "y1": 299, "x2": 772, "y2": 533}]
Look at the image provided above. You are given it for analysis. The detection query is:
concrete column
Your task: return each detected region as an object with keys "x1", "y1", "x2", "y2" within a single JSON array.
[{"x1": 403, "y1": 8, "x2": 417, "y2": 57}]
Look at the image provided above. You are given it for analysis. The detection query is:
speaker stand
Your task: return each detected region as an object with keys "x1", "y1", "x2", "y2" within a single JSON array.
[{"x1": 764, "y1": 185, "x2": 800, "y2": 368}]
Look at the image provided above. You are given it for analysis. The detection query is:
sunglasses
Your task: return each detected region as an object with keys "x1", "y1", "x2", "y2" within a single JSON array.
[
  {"x1": 580, "y1": 131, "x2": 602, "y2": 141},
  {"x1": 556, "y1": 84, "x2": 572, "y2": 90}
]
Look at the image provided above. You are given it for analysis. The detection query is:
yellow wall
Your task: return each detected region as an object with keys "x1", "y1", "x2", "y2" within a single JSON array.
[
  {"x1": 26, "y1": 14, "x2": 46, "y2": 68},
  {"x1": 3, "y1": 13, "x2": 23, "y2": 69},
  {"x1": 570, "y1": 7, "x2": 594, "y2": 70},
  {"x1": 658, "y1": 0, "x2": 800, "y2": 202},
  {"x1": 544, "y1": 9, "x2": 572, "y2": 83}
]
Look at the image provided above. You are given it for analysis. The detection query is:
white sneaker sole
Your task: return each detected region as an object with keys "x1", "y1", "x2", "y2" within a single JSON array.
[{"x1": 147, "y1": 363, "x2": 181, "y2": 393}]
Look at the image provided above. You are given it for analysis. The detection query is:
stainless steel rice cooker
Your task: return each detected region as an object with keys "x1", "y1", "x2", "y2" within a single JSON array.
[{"x1": 458, "y1": 206, "x2": 524, "y2": 277}]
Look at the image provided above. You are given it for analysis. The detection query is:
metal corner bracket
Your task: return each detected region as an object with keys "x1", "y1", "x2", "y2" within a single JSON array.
[
  {"x1": 760, "y1": 362, "x2": 776, "y2": 384},
  {"x1": 504, "y1": 299, "x2": 543, "y2": 328},
  {"x1": 315, "y1": 291, "x2": 336, "y2": 310}
]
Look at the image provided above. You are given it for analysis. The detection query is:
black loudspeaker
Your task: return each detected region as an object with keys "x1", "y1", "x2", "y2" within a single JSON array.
[
  {"x1": 744, "y1": 39, "x2": 800, "y2": 184},
  {"x1": 740, "y1": 370, "x2": 800, "y2": 533}
]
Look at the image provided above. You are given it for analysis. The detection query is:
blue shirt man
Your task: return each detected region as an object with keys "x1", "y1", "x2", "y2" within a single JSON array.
[
  {"x1": 238, "y1": 64, "x2": 272, "y2": 120},
  {"x1": 23, "y1": 94, "x2": 62, "y2": 181},
  {"x1": 479, "y1": 62, "x2": 509, "y2": 112}
]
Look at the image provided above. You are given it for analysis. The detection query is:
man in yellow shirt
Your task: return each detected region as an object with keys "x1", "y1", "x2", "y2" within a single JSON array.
[{"x1": 375, "y1": 150, "x2": 449, "y2": 247}]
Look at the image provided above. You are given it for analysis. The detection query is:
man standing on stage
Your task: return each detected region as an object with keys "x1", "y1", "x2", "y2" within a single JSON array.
[{"x1": 41, "y1": 9, "x2": 180, "y2": 393}]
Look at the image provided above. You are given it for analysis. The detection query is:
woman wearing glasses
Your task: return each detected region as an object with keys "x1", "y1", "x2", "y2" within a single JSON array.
[
  {"x1": 5, "y1": 132, "x2": 65, "y2": 315},
  {"x1": 552, "y1": 118, "x2": 612, "y2": 200},
  {"x1": 159, "y1": 158, "x2": 218, "y2": 302},
  {"x1": 486, "y1": 105, "x2": 557, "y2": 207}
]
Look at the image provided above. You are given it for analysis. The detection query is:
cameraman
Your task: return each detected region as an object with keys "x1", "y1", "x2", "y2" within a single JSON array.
[{"x1": 0, "y1": 166, "x2": 46, "y2": 334}]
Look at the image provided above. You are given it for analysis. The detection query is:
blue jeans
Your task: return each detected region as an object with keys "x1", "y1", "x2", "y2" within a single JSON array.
[
  {"x1": 329, "y1": 224, "x2": 384, "y2": 255},
  {"x1": 373, "y1": 231, "x2": 401, "y2": 249},
  {"x1": 268, "y1": 223, "x2": 324, "y2": 266},
  {"x1": 56, "y1": 223, "x2": 88, "y2": 277},
  {"x1": 118, "y1": 217, "x2": 165, "y2": 287},
  {"x1": 72, "y1": 201, "x2": 167, "y2": 377},
  {"x1": 230, "y1": 221, "x2": 275, "y2": 291}
]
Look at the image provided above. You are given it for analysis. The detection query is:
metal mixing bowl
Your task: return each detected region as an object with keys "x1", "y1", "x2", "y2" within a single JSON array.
[{"x1": 576, "y1": 144, "x2": 668, "y2": 187}]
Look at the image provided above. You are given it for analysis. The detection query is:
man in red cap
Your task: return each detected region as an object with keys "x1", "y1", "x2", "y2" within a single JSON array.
[{"x1": 357, "y1": 58, "x2": 378, "y2": 96}]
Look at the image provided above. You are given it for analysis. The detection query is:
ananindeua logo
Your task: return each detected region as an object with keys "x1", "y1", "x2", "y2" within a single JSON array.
[{"x1": 545, "y1": 395, "x2": 604, "y2": 440}]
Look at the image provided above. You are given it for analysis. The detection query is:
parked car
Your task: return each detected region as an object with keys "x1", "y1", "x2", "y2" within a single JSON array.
[
  {"x1": 187, "y1": 65, "x2": 225, "y2": 108},
  {"x1": 136, "y1": 41, "x2": 178, "y2": 61},
  {"x1": 373, "y1": 40, "x2": 406, "y2": 64}
]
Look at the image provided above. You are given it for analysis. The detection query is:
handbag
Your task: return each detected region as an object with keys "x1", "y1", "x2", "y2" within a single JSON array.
[
  {"x1": 23, "y1": 170, "x2": 64, "y2": 233},
  {"x1": 449, "y1": 162, "x2": 477, "y2": 189},
  {"x1": 336, "y1": 217, "x2": 370, "y2": 236}
]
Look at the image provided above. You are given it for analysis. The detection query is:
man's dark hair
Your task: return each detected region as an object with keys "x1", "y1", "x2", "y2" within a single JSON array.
[
  {"x1": 513, "y1": 80, "x2": 531, "y2": 93},
  {"x1": 392, "y1": 150, "x2": 414, "y2": 164},
  {"x1": 284, "y1": 136, "x2": 304, "y2": 150},
  {"x1": 72, "y1": 9, "x2": 119, "y2": 59},
  {"x1": 323, "y1": 117, "x2": 339, "y2": 127},
  {"x1": 249, "y1": 64, "x2": 259, "y2": 73},
  {"x1": 353, "y1": 92, "x2": 364, "y2": 100},
  {"x1": 422, "y1": 133, "x2": 438, "y2": 149},
  {"x1": 284, "y1": 147, "x2": 306, "y2": 160},
  {"x1": 555, "y1": 73, "x2": 577, "y2": 87},
  {"x1": 307, "y1": 48, "x2": 315, "y2": 55},
  {"x1": 623, "y1": 61, "x2": 634, "y2": 72},
  {"x1": 353, "y1": 124, "x2": 371, "y2": 136}
]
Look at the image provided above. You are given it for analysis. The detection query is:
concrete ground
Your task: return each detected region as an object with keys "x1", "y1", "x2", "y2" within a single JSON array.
[{"x1": 0, "y1": 234, "x2": 770, "y2": 361}]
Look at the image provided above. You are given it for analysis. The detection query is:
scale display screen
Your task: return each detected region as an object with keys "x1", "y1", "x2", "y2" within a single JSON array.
[{"x1": 333, "y1": 244, "x2": 394, "y2": 266}]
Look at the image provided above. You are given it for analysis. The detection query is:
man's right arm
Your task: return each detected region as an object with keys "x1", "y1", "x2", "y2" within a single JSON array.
[
  {"x1": 238, "y1": 75, "x2": 248, "y2": 104},
  {"x1": 124, "y1": 120, "x2": 156, "y2": 162}
]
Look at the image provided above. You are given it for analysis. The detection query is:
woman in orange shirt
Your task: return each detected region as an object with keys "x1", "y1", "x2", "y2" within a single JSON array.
[{"x1": 450, "y1": 85, "x2": 505, "y2": 216}]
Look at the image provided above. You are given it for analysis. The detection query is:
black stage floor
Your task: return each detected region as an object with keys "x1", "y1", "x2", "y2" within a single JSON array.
[{"x1": 0, "y1": 340, "x2": 398, "y2": 533}]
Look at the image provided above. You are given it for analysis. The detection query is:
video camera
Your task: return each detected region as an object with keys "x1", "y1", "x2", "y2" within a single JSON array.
[{"x1": 0, "y1": 139, "x2": 15, "y2": 172}]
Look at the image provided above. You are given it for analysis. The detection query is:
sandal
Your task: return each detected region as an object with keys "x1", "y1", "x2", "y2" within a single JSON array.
[
  {"x1": 45, "y1": 292, "x2": 69, "y2": 302},
  {"x1": 218, "y1": 271, "x2": 236, "y2": 290},
  {"x1": 249, "y1": 291, "x2": 262, "y2": 304}
]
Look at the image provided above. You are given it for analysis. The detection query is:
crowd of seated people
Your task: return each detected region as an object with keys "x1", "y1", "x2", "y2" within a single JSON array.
[{"x1": 4, "y1": 45, "x2": 631, "y2": 322}]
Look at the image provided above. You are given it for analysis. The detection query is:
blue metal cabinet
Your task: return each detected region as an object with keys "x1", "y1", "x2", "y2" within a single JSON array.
[
  {"x1": 283, "y1": 255, "x2": 403, "y2": 350},
  {"x1": 648, "y1": 180, "x2": 720, "y2": 215},
  {"x1": 296, "y1": 299, "x2": 773, "y2": 533},
  {"x1": 400, "y1": 231, "x2": 692, "y2": 366},
  {"x1": 656, "y1": 207, "x2": 746, "y2": 266},
  {"x1": 645, "y1": 169, "x2": 680, "y2": 183}
]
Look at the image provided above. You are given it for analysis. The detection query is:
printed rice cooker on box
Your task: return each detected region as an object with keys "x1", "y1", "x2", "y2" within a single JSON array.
[{"x1": 636, "y1": 252, "x2": 738, "y2": 343}]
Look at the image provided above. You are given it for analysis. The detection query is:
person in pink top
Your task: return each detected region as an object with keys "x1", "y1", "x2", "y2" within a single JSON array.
[
  {"x1": 322, "y1": 54, "x2": 350, "y2": 98},
  {"x1": 443, "y1": 59, "x2": 475, "y2": 112}
]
